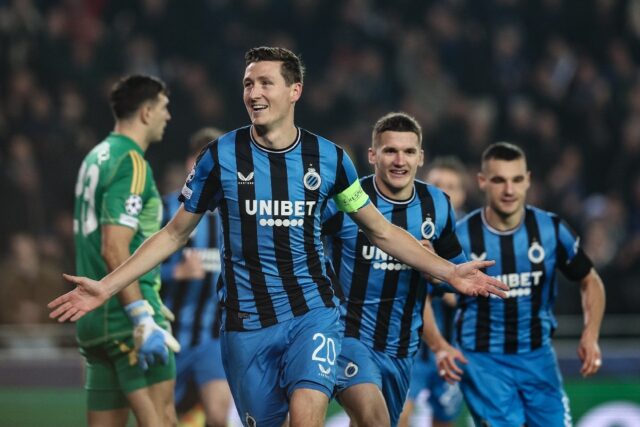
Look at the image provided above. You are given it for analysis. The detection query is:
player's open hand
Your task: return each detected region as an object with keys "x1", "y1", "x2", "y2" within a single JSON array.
[
  {"x1": 48, "y1": 274, "x2": 110, "y2": 322},
  {"x1": 435, "y1": 344, "x2": 468, "y2": 384},
  {"x1": 578, "y1": 332, "x2": 602, "y2": 378},
  {"x1": 449, "y1": 260, "x2": 509, "y2": 298}
]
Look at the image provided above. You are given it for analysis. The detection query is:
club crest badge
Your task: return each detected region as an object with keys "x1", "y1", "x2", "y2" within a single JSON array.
[
  {"x1": 528, "y1": 241, "x2": 545, "y2": 264},
  {"x1": 303, "y1": 167, "x2": 321, "y2": 191},
  {"x1": 421, "y1": 217, "x2": 435, "y2": 240}
]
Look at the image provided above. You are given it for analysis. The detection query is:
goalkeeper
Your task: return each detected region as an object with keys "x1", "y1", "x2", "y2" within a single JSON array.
[{"x1": 72, "y1": 74, "x2": 179, "y2": 427}]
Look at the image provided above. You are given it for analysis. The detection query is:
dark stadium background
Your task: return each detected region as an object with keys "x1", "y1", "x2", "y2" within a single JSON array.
[{"x1": 0, "y1": 0, "x2": 638, "y2": 425}]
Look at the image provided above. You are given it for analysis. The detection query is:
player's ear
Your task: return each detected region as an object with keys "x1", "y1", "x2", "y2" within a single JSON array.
[
  {"x1": 290, "y1": 82, "x2": 302, "y2": 103},
  {"x1": 368, "y1": 146, "x2": 376, "y2": 165},
  {"x1": 139, "y1": 102, "x2": 152, "y2": 125},
  {"x1": 418, "y1": 149, "x2": 425, "y2": 168},
  {"x1": 477, "y1": 171, "x2": 486, "y2": 190}
]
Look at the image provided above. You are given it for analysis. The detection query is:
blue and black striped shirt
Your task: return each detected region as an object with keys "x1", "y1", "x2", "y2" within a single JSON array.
[
  {"x1": 455, "y1": 206, "x2": 593, "y2": 353},
  {"x1": 160, "y1": 192, "x2": 222, "y2": 347},
  {"x1": 179, "y1": 126, "x2": 367, "y2": 331},
  {"x1": 323, "y1": 176, "x2": 465, "y2": 358}
]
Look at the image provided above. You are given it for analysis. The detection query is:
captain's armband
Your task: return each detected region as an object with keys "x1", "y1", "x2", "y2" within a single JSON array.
[{"x1": 334, "y1": 180, "x2": 369, "y2": 213}]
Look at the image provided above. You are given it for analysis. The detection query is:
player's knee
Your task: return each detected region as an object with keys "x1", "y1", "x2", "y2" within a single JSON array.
[{"x1": 162, "y1": 401, "x2": 177, "y2": 427}]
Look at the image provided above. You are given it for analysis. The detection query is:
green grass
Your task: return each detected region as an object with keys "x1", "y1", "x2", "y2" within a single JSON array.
[{"x1": 2, "y1": 379, "x2": 639, "y2": 426}]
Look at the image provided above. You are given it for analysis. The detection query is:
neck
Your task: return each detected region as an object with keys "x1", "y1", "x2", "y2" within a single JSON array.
[
  {"x1": 113, "y1": 122, "x2": 149, "y2": 152},
  {"x1": 374, "y1": 176, "x2": 414, "y2": 201},
  {"x1": 483, "y1": 206, "x2": 524, "y2": 231},
  {"x1": 251, "y1": 122, "x2": 298, "y2": 150}
]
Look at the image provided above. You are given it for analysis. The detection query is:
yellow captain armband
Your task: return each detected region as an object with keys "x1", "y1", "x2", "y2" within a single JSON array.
[{"x1": 334, "y1": 180, "x2": 370, "y2": 213}]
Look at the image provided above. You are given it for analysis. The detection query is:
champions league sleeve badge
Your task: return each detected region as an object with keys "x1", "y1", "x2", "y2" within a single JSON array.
[
  {"x1": 421, "y1": 217, "x2": 436, "y2": 240},
  {"x1": 303, "y1": 166, "x2": 322, "y2": 191},
  {"x1": 125, "y1": 194, "x2": 143, "y2": 216}
]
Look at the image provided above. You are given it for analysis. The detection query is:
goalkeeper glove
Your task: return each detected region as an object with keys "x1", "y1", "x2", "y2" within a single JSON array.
[{"x1": 124, "y1": 300, "x2": 181, "y2": 370}]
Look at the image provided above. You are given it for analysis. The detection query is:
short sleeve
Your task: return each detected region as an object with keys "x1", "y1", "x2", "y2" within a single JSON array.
[
  {"x1": 179, "y1": 142, "x2": 223, "y2": 213},
  {"x1": 101, "y1": 150, "x2": 147, "y2": 230},
  {"x1": 433, "y1": 199, "x2": 465, "y2": 261},
  {"x1": 556, "y1": 218, "x2": 593, "y2": 281},
  {"x1": 332, "y1": 150, "x2": 369, "y2": 213}
]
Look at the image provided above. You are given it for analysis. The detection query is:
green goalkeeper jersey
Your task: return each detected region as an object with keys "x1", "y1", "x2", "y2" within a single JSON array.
[{"x1": 74, "y1": 133, "x2": 166, "y2": 347}]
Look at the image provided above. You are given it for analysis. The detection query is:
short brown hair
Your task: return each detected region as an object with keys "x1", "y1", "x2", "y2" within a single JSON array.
[
  {"x1": 481, "y1": 142, "x2": 526, "y2": 163},
  {"x1": 372, "y1": 112, "x2": 422, "y2": 147},
  {"x1": 110, "y1": 75, "x2": 167, "y2": 120},
  {"x1": 245, "y1": 46, "x2": 305, "y2": 85}
]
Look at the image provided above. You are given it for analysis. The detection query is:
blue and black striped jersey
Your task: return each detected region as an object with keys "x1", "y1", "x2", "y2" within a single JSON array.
[
  {"x1": 179, "y1": 126, "x2": 368, "y2": 331},
  {"x1": 160, "y1": 192, "x2": 222, "y2": 347},
  {"x1": 323, "y1": 176, "x2": 465, "y2": 358},
  {"x1": 455, "y1": 206, "x2": 593, "y2": 354}
]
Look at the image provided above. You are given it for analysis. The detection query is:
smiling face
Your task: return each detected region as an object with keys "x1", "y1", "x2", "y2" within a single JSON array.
[
  {"x1": 369, "y1": 130, "x2": 424, "y2": 200},
  {"x1": 243, "y1": 60, "x2": 302, "y2": 131},
  {"x1": 478, "y1": 157, "x2": 530, "y2": 224}
]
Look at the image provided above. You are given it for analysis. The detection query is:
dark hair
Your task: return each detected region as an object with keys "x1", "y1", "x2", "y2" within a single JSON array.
[
  {"x1": 427, "y1": 156, "x2": 467, "y2": 177},
  {"x1": 188, "y1": 127, "x2": 224, "y2": 157},
  {"x1": 245, "y1": 46, "x2": 305, "y2": 85},
  {"x1": 372, "y1": 112, "x2": 422, "y2": 146},
  {"x1": 109, "y1": 75, "x2": 167, "y2": 120},
  {"x1": 481, "y1": 141, "x2": 526, "y2": 163}
]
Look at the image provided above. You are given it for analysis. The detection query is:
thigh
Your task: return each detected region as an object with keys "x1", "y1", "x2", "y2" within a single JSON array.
[
  {"x1": 282, "y1": 307, "x2": 343, "y2": 398},
  {"x1": 460, "y1": 351, "x2": 525, "y2": 427},
  {"x1": 193, "y1": 339, "x2": 226, "y2": 386},
  {"x1": 377, "y1": 354, "x2": 413, "y2": 427},
  {"x1": 221, "y1": 326, "x2": 289, "y2": 427},
  {"x1": 335, "y1": 337, "x2": 382, "y2": 393},
  {"x1": 108, "y1": 337, "x2": 176, "y2": 395},
  {"x1": 520, "y1": 346, "x2": 572, "y2": 427},
  {"x1": 339, "y1": 383, "x2": 389, "y2": 426},
  {"x1": 406, "y1": 355, "x2": 429, "y2": 401},
  {"x1": 81, "y1": 345, "x2": 128, "y2": 411}
]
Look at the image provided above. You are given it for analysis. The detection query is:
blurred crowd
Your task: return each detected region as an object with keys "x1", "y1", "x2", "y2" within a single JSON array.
[{"x1": 1, "y1": 0, "x2": 639, "y2": 326}]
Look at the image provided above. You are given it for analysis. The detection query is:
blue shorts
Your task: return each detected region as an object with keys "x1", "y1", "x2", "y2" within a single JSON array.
[
  {"x1": 335, "y1": 337, "x2": 413, "y2": 427},
  {"x1": 407, "y1": 352, "x2": 463, "y2": 422},
  {"x1": 460, "y1": 345, "x2": 571, "y2": 427},
  {"x1": 175, "y1": 338, "x2": 226, "y2": 405},
  {"x1": 221, "y1": 307, "x2": 342, "y2": 427}
]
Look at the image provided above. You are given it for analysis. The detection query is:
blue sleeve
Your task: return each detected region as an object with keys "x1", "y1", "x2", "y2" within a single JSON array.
[
  {"x1": 556, "y1": 218, "x2": 593, "y2": 281},
  {"x1": 331, "y1": 149, "x2": 370, "y2": 213},
  {"x1": 179, "y1": 142, "x2": 223, "y2": 213},
  {"x1": 433, "y1": 197, "x2": 465, "y2": 262}
]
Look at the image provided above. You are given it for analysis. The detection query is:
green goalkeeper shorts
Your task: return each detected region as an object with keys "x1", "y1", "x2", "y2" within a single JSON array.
[{"x1": 80, "y1": 335, "x2": 176, "y2": 411}]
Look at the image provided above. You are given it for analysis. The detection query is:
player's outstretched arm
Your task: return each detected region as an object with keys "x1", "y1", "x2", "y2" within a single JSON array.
[
  {"x1": 577, "y1": 268, "x2": 605, "y2": 377},
  {"x1": 348, "y1": 204, "x2": 509, "y2": 298},
  {"x1": 49, "y1": 206, "x2": 203, "y2": 322}
]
